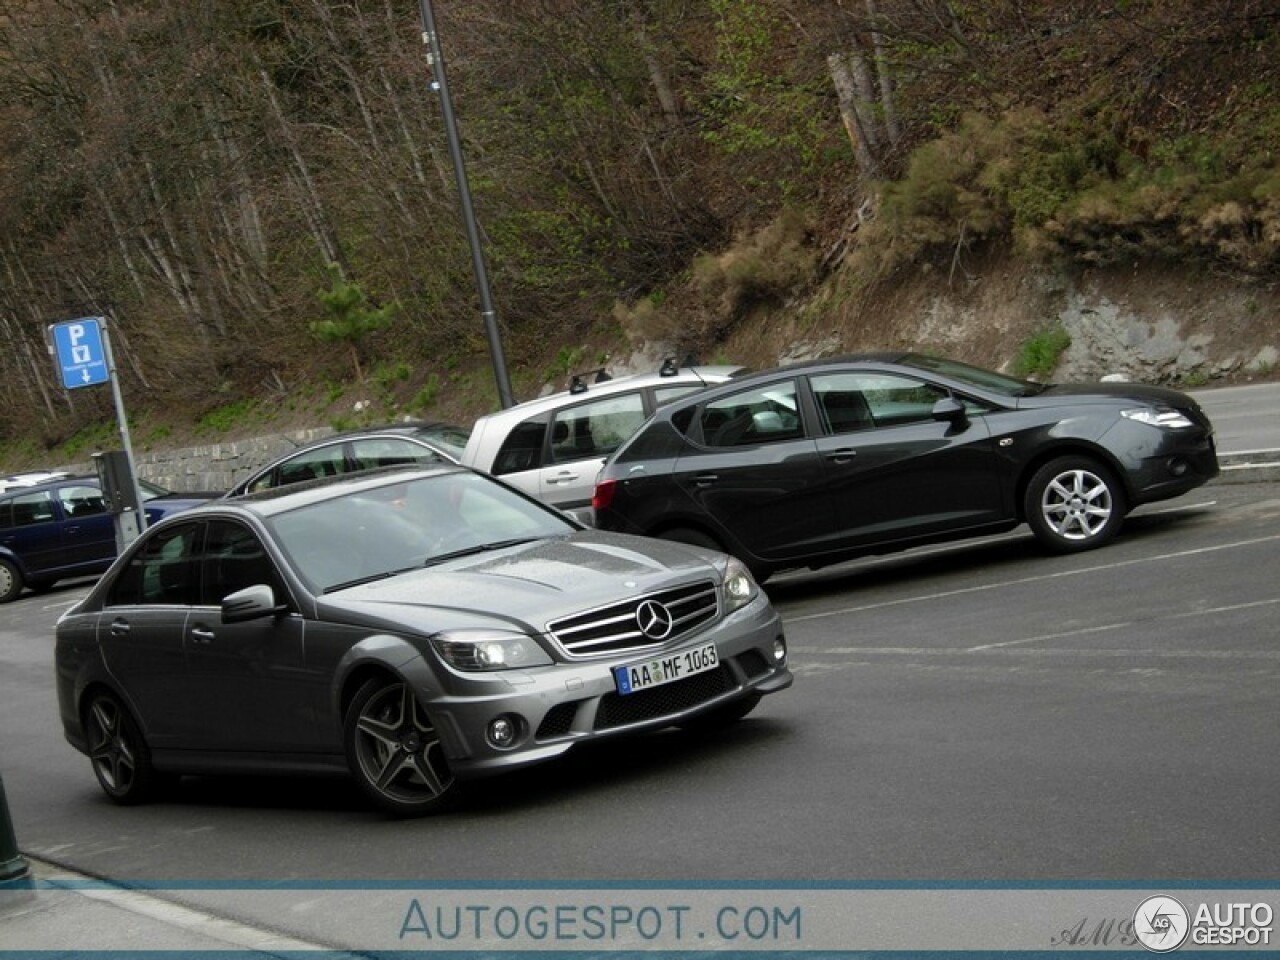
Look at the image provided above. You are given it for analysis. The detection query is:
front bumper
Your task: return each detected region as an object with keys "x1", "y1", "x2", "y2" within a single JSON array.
[{"x1": 413, "y1": 595, "x2": 790, "y2": 779}]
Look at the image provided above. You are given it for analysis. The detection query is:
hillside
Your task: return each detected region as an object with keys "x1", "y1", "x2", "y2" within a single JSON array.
[{"x1": 1, "y1": 1, "x2": 1278, "y2": 468}]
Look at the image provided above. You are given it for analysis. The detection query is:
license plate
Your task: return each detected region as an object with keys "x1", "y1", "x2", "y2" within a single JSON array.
[{"x1": 613, "y1": 642, "x2": 719, "y2": 695}]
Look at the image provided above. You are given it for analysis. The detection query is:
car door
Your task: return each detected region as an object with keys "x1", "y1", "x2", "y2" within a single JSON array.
[
  {"x1": 182, "y1": 518, "x2": 326, "y2": 753},
  {"x1": 53, "y1": 482, "x2": 116, "y2": 568},
  {"x1": 539, "y1": 392, "x2": 649, "y2": 516},
  {"x1": 670, "y1": 378, "x2": 836, "y2": 561},
  {"x1": 98, "y1": 521, "x2": 201, "y2": 747},
  {"x1": 0, "y1": 489, "x2": 61, "y2": 577},
  {"x1": 808, "y1": 371, "x2": 1005, "y2": 547}
]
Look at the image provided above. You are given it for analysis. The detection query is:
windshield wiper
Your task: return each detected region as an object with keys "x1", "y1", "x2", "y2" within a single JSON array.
[{"x1": 423, "y1": 537, "x2": 541, "y2": 567}]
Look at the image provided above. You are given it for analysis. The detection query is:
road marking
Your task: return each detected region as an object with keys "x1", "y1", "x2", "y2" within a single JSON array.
[{"x1": 782, "y1": 533, "x2": 1280, "y2": 624}]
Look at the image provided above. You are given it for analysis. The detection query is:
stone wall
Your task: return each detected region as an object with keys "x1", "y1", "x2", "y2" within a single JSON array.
[{"x1": 62, "y1": 427, "x2": 336, "y2": 494}]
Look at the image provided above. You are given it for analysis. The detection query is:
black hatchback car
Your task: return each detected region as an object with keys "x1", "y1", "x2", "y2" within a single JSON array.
[{"x1": 592, "y1": 353, "x2": 1219, "y2": 581}]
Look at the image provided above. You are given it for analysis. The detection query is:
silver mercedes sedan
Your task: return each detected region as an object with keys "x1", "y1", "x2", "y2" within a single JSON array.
[{"x1": 55, "y1": 466, "x2": 791, "y2": 816}]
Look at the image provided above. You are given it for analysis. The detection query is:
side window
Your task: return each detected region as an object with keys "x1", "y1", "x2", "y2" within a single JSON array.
[
  {"x1": 492, "y1": 417, "x2": 548, "y2": 476},
  {"x1": 57, "y1": 484, "x2": 108, "y2": 519},
  {"x1": 654, "y1": 384, "x2": 704, "y2": 407},
  {"x1": 855, "y1": 374, "x2": 950, "y2": 426},
  {"x1": 548, "y1": 393, "x2": 647, "y2": 464},
  {"x1": 0, "y1": 498, "x2": 13, "y2": 529},
  {"x1": 251, "y1": 444, "x2": 347, "y2": 491},
  {"x1": 351, "y1": 437, "x2": 443, "y2": 471},
  {"x1": 698, "y1": 381, "x2": 802, "y2": 448},
  {"x1": 201, "y1": 519, "x2": 280, "y2": 605},
  {"x1": 108, "y1": 522, "x2": 202, "y2": 606},
  {"x1": 8, "y1": 490, "x2": 56, "y2": 527}
]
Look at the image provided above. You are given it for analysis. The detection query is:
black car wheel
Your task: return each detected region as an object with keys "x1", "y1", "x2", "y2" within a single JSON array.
[
  {"x1": 1025, "y1": 456, "x2": 1125, "y2": 552},
  {"x1": 678, "y1": 692, "x2": 762, "y2": 732},
  {"x1": 344, "y1": 676, "x2": 457, "y2": 817},
  {"x1": 84, "y1": 691, "x2": 160, "y2": 805},
  {"x1": 660, "y1": 527, "x2": 773, "y2": 584},
  {"x1": 0, "y1": 558, "x2": 23, "y2": 604}
]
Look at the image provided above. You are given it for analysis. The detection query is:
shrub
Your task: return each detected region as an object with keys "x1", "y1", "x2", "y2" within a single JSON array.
[{"x1": 1013, "y1": 324, "x2": 1072, "y2": 379}]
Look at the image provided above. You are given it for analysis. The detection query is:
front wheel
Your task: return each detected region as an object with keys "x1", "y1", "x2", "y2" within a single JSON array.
[
  {"x1": 679, "y1": 693, "x2": 762, "y2": 732},
  {"x1": 1024, "y1": 456, "x2": 1126, "y2": 553},
  {"x1": 344, "y1": 676, "x2": 458, "y2": 817},
  {"x1": 84, "y1": 691, "x2": 160, "y2": 805},
  {"x1": 0, "y1": 558, "x2": 23, "y2": 604}
]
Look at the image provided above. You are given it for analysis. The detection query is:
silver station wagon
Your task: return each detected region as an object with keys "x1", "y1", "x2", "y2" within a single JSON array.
[{"x1": 56, "y1": 466, "x2": 791, "y2": 816}]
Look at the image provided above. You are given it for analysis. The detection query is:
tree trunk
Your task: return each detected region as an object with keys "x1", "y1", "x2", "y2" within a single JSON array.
[{"x1": 828, "y1": 51, "x2": 880, "y2": 178}]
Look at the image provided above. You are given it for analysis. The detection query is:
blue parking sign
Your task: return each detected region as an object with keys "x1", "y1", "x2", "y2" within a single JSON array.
[{"x1": 52, "y1": 317, "x2": 110, "y2": 389}]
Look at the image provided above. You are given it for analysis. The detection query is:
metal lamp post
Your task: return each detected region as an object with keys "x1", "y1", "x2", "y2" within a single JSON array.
[{"x1": 416, "y1": 0, "x2": 516, "y2": 409}]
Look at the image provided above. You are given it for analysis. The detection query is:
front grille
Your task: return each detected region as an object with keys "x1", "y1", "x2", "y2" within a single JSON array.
[
  {"x1": 595, "y1": 665, "x2": 732, "y2": 729},
  {"x1": 548, "y1": 580, "x2": 718, "y2": 658}
]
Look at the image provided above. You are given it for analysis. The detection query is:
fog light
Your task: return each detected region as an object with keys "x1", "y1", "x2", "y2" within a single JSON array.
[
  {"x1": 1168, "y1": 457, "x2": 1188, "y2": 477},
  {"x1": 773, "y1": 636, "x2": 787, "y2": 662},
  {"x1": 487, "y1": 715, "x2": 519, "y2": 749}
]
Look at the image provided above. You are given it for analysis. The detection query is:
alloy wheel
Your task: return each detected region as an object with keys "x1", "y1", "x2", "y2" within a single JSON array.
[{"x1": 348, "y1": 680, "x2": 454, "y2": 812}]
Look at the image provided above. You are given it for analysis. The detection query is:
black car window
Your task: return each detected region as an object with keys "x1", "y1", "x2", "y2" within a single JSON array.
[
  {"x1": 57, "y1": 484, "x2": 108, "y2": 518},
  {"x1": 201, "y1": 519, "x2": 280, "y2": 605},
  {"x1": 813, "y1": 373, "x2": 950, "y2": 430},
  {"x1": 548, "y1": 393, "x2": 647, "y2": 464},
  {"x1": 351, "y1": 436, "x2": 444, "y2": 471},
  {"x1": 108, "y1": 522, "x2": 202, "y2": 606},
  {"x1": 7, "y1": 490, "x2": 56, "y2": 526},
  {"x1": 0, "y1": 498, "x2": 10, "y2": 528},
  {"x1": 248, "y1": 444, "x2": 347, "y2": 493},
  {"x1": 698, "y1": 381, "x2": 802, "y2": 447},
  {"x1": 492, "y1": 417, "x2": 549, "y2": 475}
]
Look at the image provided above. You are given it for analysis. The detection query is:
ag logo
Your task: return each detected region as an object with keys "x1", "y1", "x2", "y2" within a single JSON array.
[{"x1": 1134, "y1": 895, "x2": 1190, "y2": 953}]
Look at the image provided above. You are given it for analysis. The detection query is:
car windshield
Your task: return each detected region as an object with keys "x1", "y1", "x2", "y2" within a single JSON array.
[
  {"x1": 138, "y1": 480, "x2": 174, "y2": 501},
  {"x1": 898, "y1": 353, "x2": 1046, "y2": 396},
  {"x1": 267, "y1": 471, "x2": 574, "y2": 593}
]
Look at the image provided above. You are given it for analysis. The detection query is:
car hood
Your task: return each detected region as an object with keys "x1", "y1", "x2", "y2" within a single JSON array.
[
  {"x1": 315, "y1": 531, "x2": 723, "y2": 635},
  {"x1": 1018, "y1": 382, "x2": 1201, "y2": 409}
]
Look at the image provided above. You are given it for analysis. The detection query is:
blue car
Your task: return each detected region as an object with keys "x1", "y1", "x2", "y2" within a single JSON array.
[{"x1": 0, "y1": 475, "x2": 208, "y2": 602}]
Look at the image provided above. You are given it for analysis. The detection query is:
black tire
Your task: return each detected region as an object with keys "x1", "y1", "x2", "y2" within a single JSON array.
[
  {"x1": 343, "y1": 676, "x2": 458, "y2": 817},
  {"x1": 83, "y1": 690, "x2": 160, "y2": 805},
  {"x1": 0, "y1": 558, "x2": 23, "y2": 604},
  {"x1": 1024, "y1": 456, "x2": 1126, "y2": 553},
  {"x1": 660, "y1": 527, "x2": 773, "y2": 585},
  {"x1": 679, "y1": 693, "x2": 762, "y2": 732}
]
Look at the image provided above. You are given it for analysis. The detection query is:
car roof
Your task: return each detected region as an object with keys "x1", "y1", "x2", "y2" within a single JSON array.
[
  {"x1": 0, "y1": 473, "x2": 97, "y2": 495},
  {"x1": 469, "y1": 360, "x2": 746, "y2": 427}
]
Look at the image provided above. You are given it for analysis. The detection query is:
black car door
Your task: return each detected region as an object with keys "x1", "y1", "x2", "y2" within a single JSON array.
[
  {"x1": 670, "y1": 378, "x2": 836, "y2": 562},
  {"x1": 808, "y1": 371, "x2": 1006, "y2": 547}
]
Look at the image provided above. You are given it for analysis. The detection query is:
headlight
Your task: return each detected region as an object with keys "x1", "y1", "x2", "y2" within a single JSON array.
[
  {"x1": 722, "y1": 556, "x2": 757, "y2": 613},
  {"x1": 1122, "y1": 406, "x2": 1194, "y2": 429},
  {"x1": 430, "y1": 630, "x2": 552, "y2": 671}
]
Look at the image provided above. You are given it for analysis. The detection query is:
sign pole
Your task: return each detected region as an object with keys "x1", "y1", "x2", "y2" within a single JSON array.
[{"x1": 99, "y1": 318, "x2": 147, "y2": 534}]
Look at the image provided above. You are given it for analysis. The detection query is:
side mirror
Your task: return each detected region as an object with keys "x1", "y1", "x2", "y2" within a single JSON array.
[
  {"x1": 931, "y1": 396, "x2": 967, "y2": 426},
  {"x1": 222, "y1": 584, "x2": 287, "y2": 624}
]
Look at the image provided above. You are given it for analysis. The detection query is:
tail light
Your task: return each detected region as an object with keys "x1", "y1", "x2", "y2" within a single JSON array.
[{"x1": 592, "y1": 479, "x2": 617, "y2": 511}]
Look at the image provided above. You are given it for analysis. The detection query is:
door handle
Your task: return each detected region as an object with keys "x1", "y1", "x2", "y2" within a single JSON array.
[
  {"x1": 190, "y1": 627, "x2": 215, "y2": 645},
  {"x1": 109, "y1": 620, "x2": 131, "y2": 637},
  {"x1": 824, "y1": 448, "x2": 857, "y2": 463},
  {"x1": 693, "y1": 473, "x2": 719, "y2": 486},
  {"x1": 546, "y1": 472, "x2": 580, "y2": 484}
]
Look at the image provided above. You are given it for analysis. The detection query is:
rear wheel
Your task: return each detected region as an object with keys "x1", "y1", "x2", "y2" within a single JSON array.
[
  {"x1": 84, "y1": 691, "x2": 160, "y2": 805},
  {"x1": 660, "y1": 527, "x2": 772, "y2": 584},
  {"x1": 0, "y1": 558, "x2": 23, "y2": 604},
  {"x1": 344, "y1": 676, "x2": 458, "y2": 817},
  {"x1": 1024, "y1": 456, "x2": 1126, "y2": 553}
]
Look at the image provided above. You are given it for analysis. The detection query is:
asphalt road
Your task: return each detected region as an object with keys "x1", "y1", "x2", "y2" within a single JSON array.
[{"x1": 2, "y1": 478, "x2": 1277, "y2": 924}]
